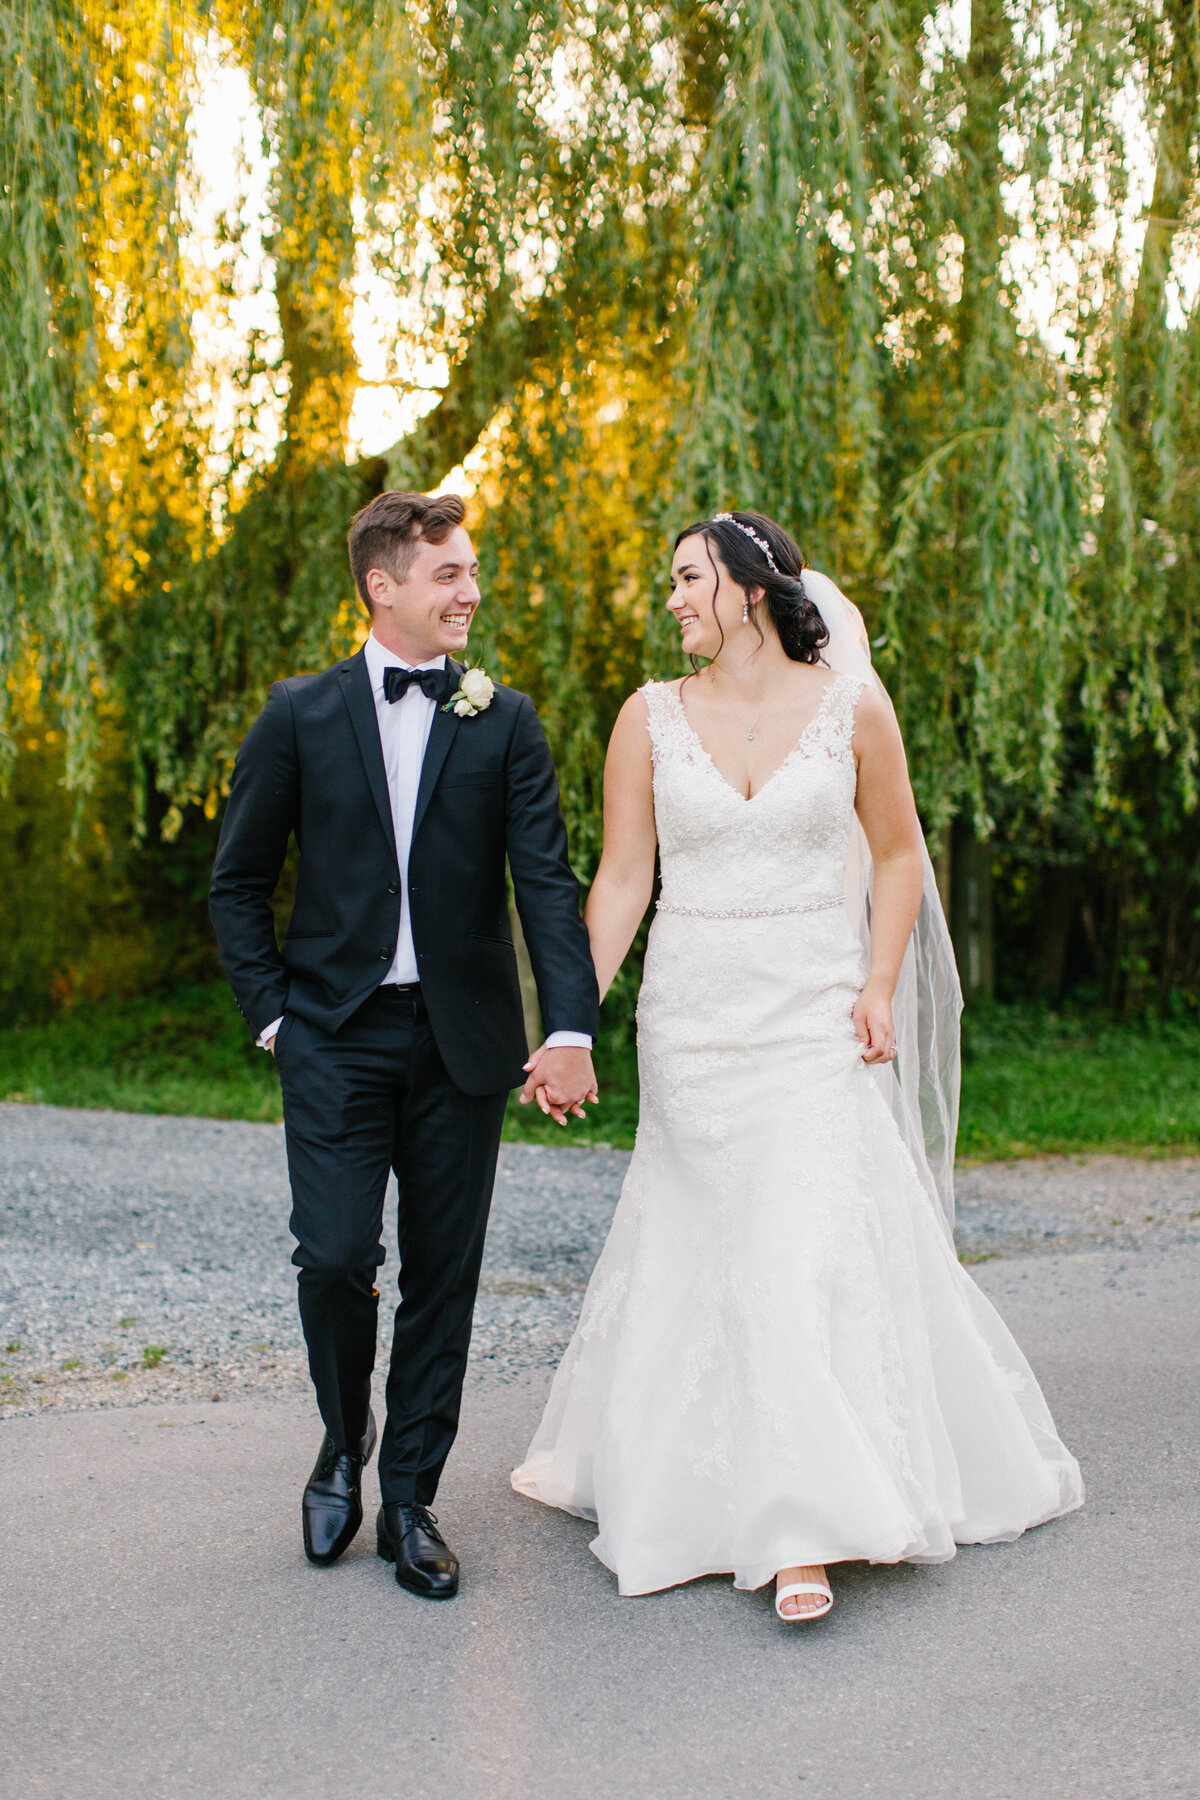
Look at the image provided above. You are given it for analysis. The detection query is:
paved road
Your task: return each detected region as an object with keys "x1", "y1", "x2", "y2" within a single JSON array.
[
  {"x1": 1, "y1": 1245, "x2": 1197, "y2": 1800},
  {"x1": 1, "y1": 1105, "x2": 1198, "y2": 1797}
]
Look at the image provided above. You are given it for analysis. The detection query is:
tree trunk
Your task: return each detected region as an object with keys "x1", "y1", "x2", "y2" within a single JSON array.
[
  {"x1": 957, "y1": 0, "x2": 1011, "y2": 392},
  {"x1": 1032, "y1": 866, "x2": 1075, "y2": 998},
  {"x1": 1124, "y1": 0, "x2": 1200, "y2": 446},
  {"x1": 385, "y1": 287, "x2": 554, "y2": 494},
  {"x1": 950, "y1": 821, "x2": 994, "y2": 999}
]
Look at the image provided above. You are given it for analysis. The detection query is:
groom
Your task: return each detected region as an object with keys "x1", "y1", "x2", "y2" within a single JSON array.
[{"x1": 209, "y1": 490, "x2": 598, "y2": 1599}]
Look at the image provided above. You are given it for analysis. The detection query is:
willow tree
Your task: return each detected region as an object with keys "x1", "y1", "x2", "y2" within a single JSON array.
[
  {"x1": 1, "y1": 0, "x2": 193, "y2": 790},
  {"x1": 0, "y1": 1, "x2": 204, "y2": 1008},
  {"x1": 109, "y1": 0, "x2": 428, "y2": 836},
  {"x1": 388, "y1": 0, "x2": 695, "y2": 875},
  {"x1": 0, "y1": 0, "x2": 688, "y2": 1008},
  {"x1": 1077, "y1": 0, "x2": 1200, "y2": 1004},
  {"x1": 4, "y1": 0, "x2": 1200, "y2": 1017},
  {"x1": 666, "y1": 0, "x2": 1200, "y2": 1003},
  {"x1": 433, "y1": 0, "x2": 1200, "y2": 1004}
]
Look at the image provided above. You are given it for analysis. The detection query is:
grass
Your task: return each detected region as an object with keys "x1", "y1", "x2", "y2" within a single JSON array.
[
  {"x1": 957, "y1": 1004, "x2": 1200, "y2": 1161},
  {"x1": 0, "y1": 983, "x2": 640, "y2": 1147},
  {"x1": 2, "y1": 984, "x2": 1200, "y2": 1161},
  {"x1": 0, "y1": 985, "x2": 283, "y2": 1122}
]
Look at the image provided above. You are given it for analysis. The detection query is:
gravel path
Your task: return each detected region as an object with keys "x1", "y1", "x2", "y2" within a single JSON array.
[{"x1": 2, "y1": 1101, "x2": 1198, "y2": 1417}]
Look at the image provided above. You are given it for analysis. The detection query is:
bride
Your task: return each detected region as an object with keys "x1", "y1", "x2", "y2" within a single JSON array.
[{"x1": 513, "y1": 510, "x2": 1083, "y2": 1622}]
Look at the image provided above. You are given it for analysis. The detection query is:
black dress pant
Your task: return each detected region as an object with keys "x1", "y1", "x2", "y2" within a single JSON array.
[{"x1": 275, "y1": 985, "x2": 508, "y2": 1505}]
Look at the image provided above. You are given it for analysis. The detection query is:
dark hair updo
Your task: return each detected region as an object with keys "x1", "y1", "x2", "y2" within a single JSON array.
[{"x1": 673, "y1": 510, "x2": 829, "y2": 664}]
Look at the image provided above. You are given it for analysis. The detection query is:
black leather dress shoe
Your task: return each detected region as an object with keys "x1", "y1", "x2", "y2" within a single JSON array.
[
  {"x1": 302, "y1": 1411, "x2": 377, "y2": 1566},
  {"x1": 376, "y1": 1502, "x2": 459, "y2": 1599}
]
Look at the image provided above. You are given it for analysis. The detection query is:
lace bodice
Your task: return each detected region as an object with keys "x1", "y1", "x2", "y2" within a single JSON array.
[{"x1": 641, "y1": 673, "x2": 864, "y2": 916}]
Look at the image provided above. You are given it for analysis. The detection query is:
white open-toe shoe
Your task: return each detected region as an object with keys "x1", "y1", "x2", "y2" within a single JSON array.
[{"x1": 774, "y1": 1580, "x2": 834, "y2": 1622}]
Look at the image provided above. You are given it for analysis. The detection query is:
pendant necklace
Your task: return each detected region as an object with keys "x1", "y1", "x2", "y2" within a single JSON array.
[{"x1": 712, "y1": 671, "x2": 787, "y2": 741}]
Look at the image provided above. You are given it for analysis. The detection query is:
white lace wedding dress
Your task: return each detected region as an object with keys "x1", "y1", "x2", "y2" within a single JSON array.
[{"x1": 512, "y1": 674, "x2": 1083, "y2": 1595}]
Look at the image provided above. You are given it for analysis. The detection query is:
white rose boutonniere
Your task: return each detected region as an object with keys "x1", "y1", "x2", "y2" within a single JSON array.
[{"x1": 444, "y1": 663, "x2": 495, "y2": 718}]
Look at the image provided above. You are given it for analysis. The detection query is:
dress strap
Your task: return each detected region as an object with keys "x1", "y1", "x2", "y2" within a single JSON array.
[
  {"x1": 639, "y1": 680, "x2": 693, "y2": 767},
  {"x1": 809, "y1": 672, "x2": 865, "y2": 760}
]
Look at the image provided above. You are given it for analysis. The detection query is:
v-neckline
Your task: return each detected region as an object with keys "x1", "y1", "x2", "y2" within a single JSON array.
[{"x1": 668, "y1": 674, "x2": 845, "y2": 804}]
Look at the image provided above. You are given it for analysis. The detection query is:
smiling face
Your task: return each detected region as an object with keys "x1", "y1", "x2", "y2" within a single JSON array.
[
  {"x1": 668, "y1": 532, "x2": 755, "y2": 660},
  {"x1": 365, "y1": 525, "x2": 481, "y2": 662}
]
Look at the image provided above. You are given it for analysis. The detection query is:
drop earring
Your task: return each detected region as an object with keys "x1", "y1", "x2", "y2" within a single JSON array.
[{"x1": 742, "y1": 598, "x2": 751, "y2": 624}]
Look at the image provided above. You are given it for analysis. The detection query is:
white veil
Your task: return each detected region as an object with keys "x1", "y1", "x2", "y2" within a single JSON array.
[{"x1": 802, "y1": 568, "x2": 963, "y2": 1238}]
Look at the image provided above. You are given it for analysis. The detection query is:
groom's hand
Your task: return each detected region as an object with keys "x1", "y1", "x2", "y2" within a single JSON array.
[{"x1": 518, "y1": 1046, "x2": 599, "y2": 1126}]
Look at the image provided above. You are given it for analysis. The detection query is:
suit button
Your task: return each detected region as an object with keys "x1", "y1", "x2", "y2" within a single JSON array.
[
  {"x1": 387, "y1": 882, "x2": 399, "y2": 895},
  {"x1": 379, "y1": 947, "x2": 391, "y2": 959}
]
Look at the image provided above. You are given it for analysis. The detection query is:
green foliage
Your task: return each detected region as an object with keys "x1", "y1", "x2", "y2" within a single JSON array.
[
  {"x1": 0, "y1": 979, "x2": 640, "y2": 1141},
  {"x1": 0, "y1": 1, "x2": 190, "y2": 790},
  {"x1": 959, "y1": 1000, "x2": 1200, "y2": 1158},
  {"x1": 6, "y1": 986, "x2": 1200, "y2": 1162},
  {"x1": 676, "y1": 0, "x2": 905, "y2": 568},
  {"x1": 0, "y1": 982, "x2": 280, "y2": 1116},
  {"x1": 3, "y1": 1, "x2": 1200, "y2": 1019}
]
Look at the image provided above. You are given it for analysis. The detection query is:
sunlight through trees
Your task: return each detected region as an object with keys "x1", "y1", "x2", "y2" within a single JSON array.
[{"x1": 3, "y1": 0, "x2": 1199, "y2": 1013}]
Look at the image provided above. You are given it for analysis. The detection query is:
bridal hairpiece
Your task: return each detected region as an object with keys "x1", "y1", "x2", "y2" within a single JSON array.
[{"x1": 712, "y1": 513, "x2": 779, "y2": 572}]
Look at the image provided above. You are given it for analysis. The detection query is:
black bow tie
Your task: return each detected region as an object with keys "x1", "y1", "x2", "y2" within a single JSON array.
[{"x1": 382, "y1": 665, "x2": 450, "y2": 705}]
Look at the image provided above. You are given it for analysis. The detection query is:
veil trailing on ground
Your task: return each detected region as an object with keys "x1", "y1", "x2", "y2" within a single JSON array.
[{"x1": 802, "y1": 568, "x2": 963, "y2": 1236}]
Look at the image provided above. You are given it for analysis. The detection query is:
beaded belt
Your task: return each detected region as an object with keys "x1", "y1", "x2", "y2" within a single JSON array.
[{"x1": 656, "y1": 894, "x2": 845, "y2": 920}]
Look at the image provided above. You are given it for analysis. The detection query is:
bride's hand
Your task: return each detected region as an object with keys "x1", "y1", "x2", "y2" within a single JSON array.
[{"x1": 853, "y1": 982, "x2": 896, "y2": 1064}]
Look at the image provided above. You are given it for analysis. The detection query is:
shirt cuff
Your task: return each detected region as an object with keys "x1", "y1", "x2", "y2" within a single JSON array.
[
  {"x1": 543, "y1": 1030, "x2": 593, "y2": 1050},
  {"x1": 257, "y1": 1015, "x2": 284, "y2": 1050}
]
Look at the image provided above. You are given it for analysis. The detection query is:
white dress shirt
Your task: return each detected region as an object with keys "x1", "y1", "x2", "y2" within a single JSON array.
[{"x1": 259, "y1": 630, "x2": 591, "y2": 1051}]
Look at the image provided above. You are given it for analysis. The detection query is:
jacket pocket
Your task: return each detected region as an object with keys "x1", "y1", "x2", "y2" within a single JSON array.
[
  {"x1": 273, "y1": 1012, "x2": 297, "y2": 1060},
  {"x1": 284, "y1": 928, "x2": 334, "y2": 940}
]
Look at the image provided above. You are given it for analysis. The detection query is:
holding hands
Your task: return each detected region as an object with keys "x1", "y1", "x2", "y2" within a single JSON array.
[{"x1": 519, "y1": 1044, "x2": 599, "y2": 1126}]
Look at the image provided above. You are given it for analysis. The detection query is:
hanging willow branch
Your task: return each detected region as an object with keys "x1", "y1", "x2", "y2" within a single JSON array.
[
  {"x1": 1, "y1": 0, "x2": 103, "y2": 789},
  {"x1": 3, "y1": 0, "x2": 1200, "y2": 963},
  {"x1": 1, "y1": 0, "x2": 193, "y2": 792}
]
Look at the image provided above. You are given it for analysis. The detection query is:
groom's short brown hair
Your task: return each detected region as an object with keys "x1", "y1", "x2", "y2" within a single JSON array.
[{"x1": 348, "y1": 490, "x2": 467, "y2": 611}]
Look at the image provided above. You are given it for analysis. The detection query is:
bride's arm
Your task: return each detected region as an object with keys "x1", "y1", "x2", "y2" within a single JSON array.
[
  {"x1": 852, "y1": 686, "x2": 926, "y2": 1064},
  {"x1": 585, "y1": 692, "x2": 659, "y2": 1000},
  {"x1": 520, "y1": 694, "x2": 656, "y2": 1094}
]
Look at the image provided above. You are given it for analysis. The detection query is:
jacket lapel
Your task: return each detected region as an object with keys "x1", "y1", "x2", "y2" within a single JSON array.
[
  {"x1": 412, "y1": 659, "x2": 463, "y2": 843},
  {"x1": 338, "y1": 650, "x2": 398, "y2": 865}
]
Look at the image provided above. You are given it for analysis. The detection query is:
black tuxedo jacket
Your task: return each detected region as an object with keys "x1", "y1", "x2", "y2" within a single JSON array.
[{"x1": 208, "y1": 650, "x2": 598, "y2": 1095}]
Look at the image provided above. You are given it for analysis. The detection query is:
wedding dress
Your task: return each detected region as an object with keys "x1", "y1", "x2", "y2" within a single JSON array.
[{"x1": 512, "y1": 670, "x2": 1083, "y2": 1596}]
